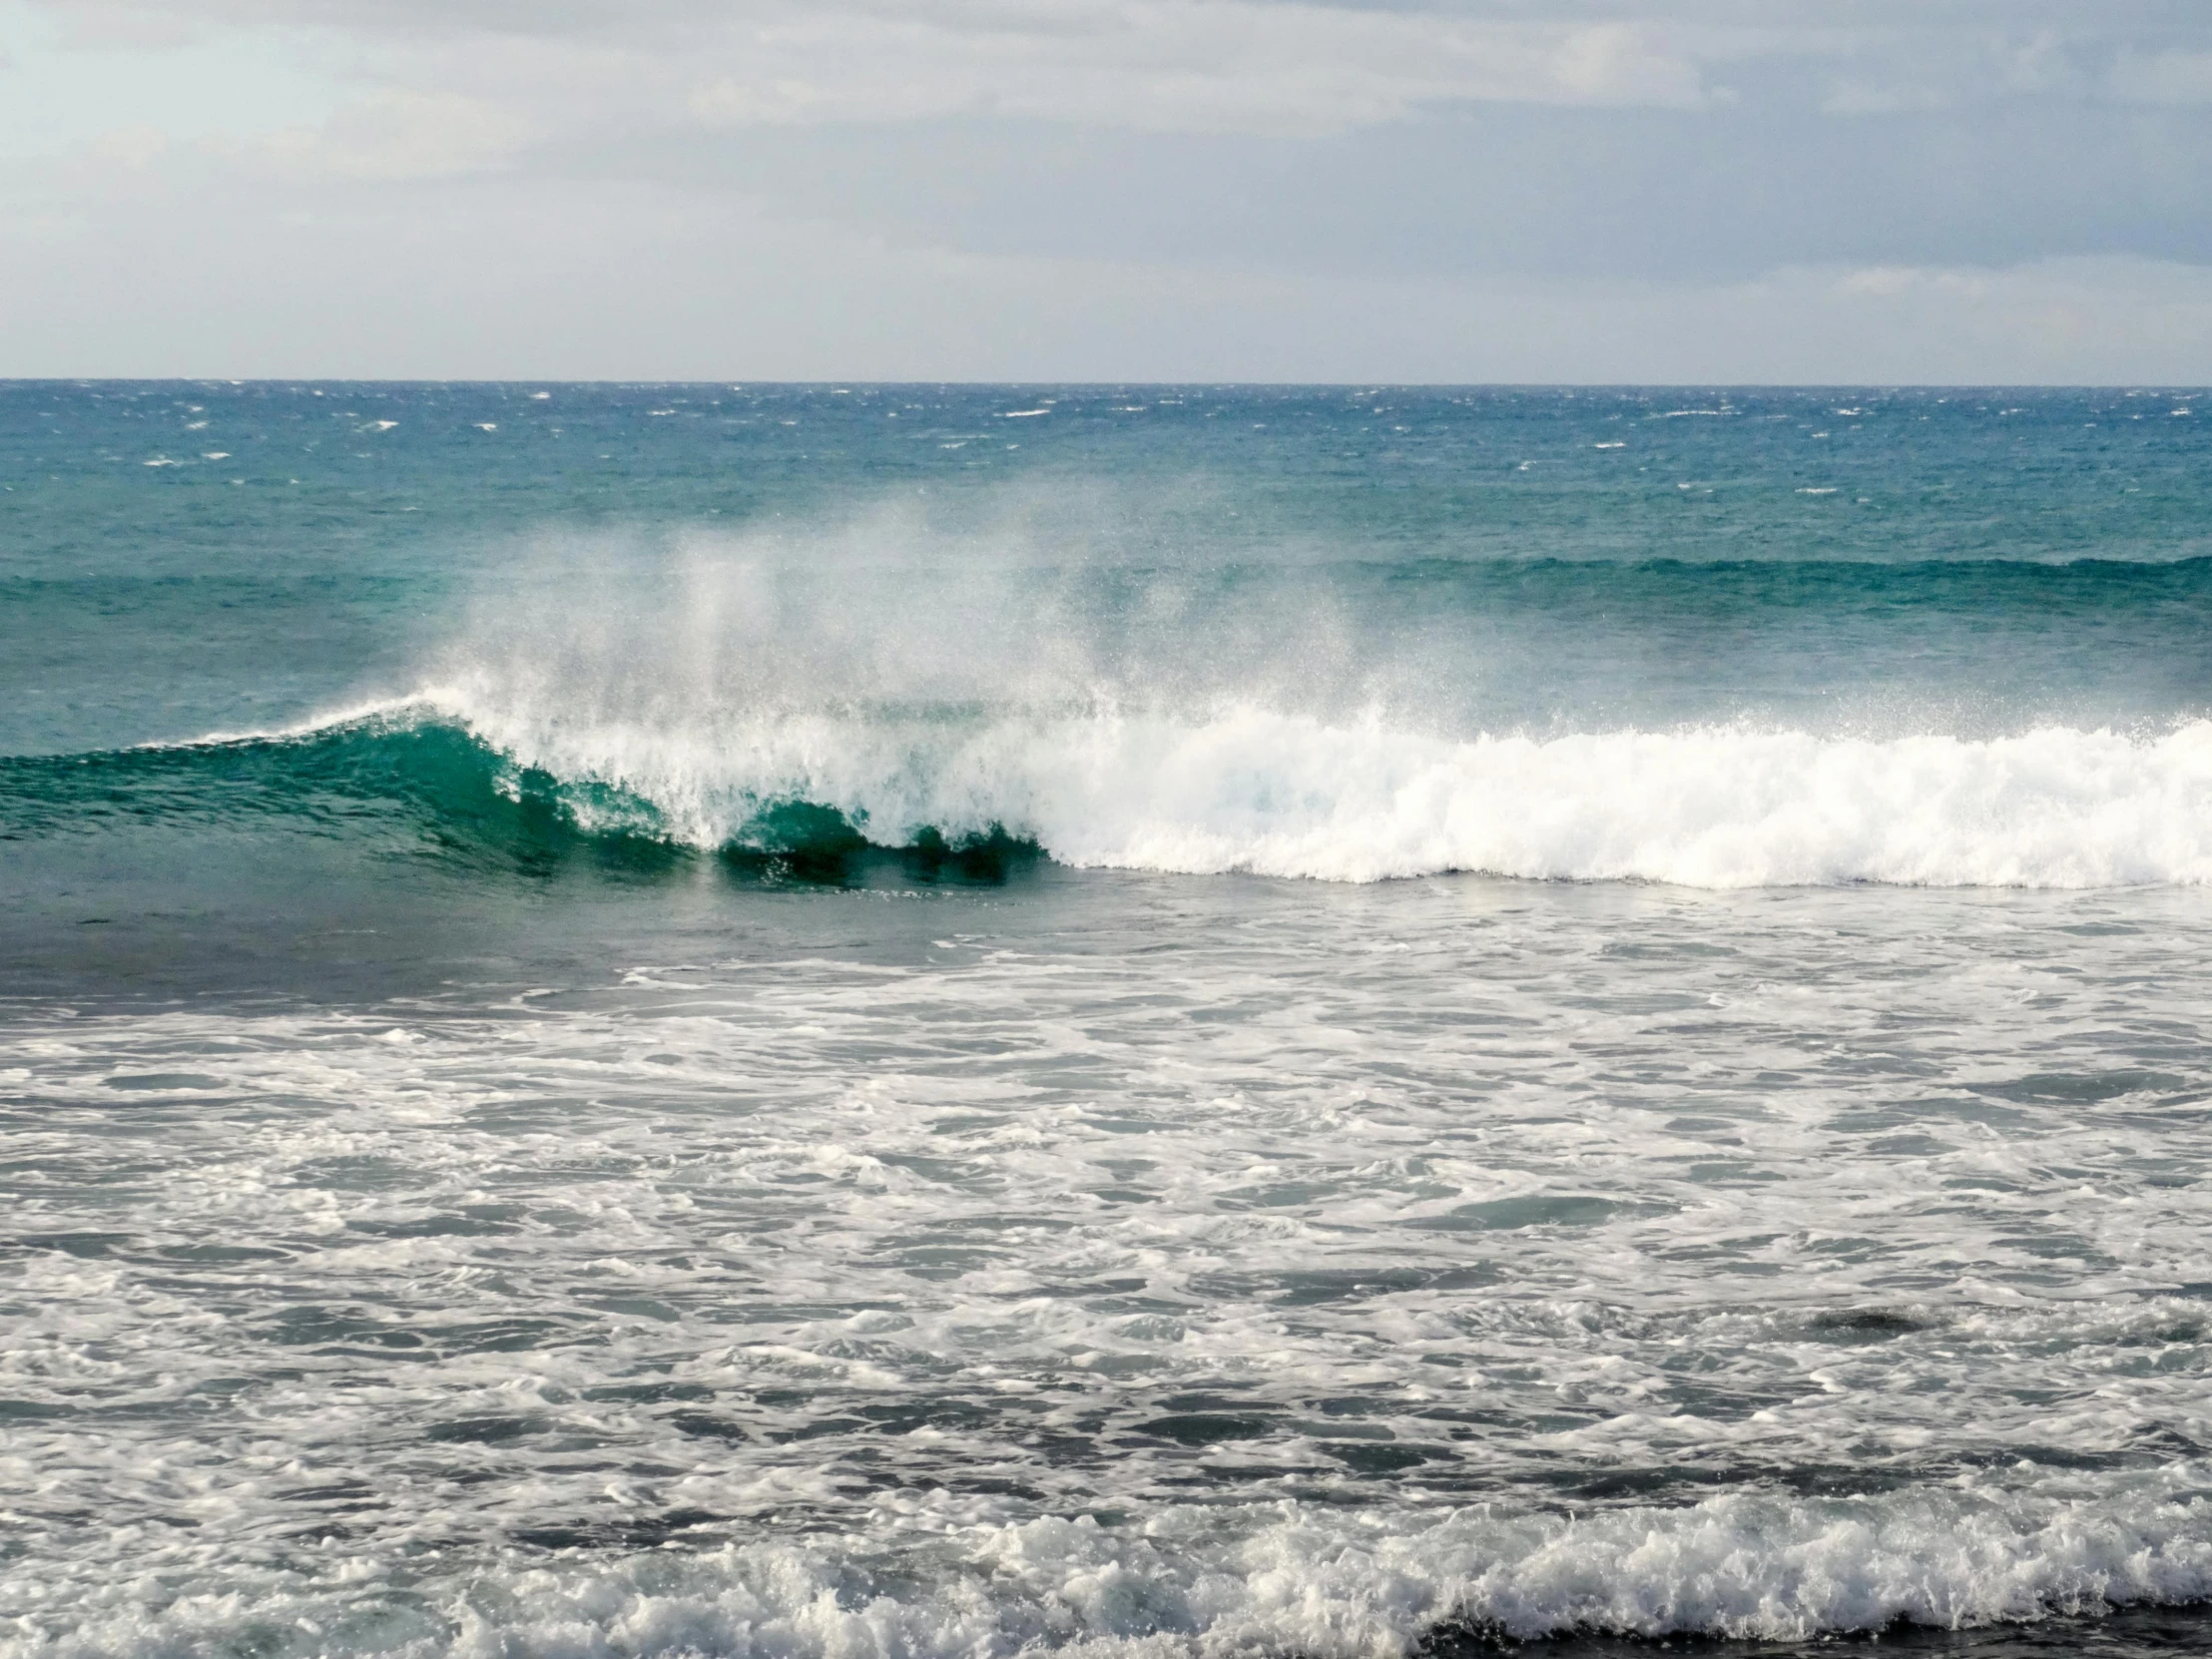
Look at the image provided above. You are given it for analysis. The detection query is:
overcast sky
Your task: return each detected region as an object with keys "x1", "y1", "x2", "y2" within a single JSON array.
[{"x1": 6, "y1": 0, "x2": 2212, "y2": 380}]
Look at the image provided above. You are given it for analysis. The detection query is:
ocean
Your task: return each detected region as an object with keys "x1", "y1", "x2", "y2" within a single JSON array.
[{"x1": 4, "y1": 381, "x2": 2212, "y2": 1658}]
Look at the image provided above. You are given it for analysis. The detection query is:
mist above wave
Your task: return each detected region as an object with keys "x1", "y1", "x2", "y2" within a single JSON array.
[{"x1": 383, "y1": 522, "x2": 2212, "y2": 887}]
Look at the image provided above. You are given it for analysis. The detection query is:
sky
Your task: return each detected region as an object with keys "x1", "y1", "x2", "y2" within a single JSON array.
[{"x1": 4, "y1": 0, "x2": 2212, "y2": 381}]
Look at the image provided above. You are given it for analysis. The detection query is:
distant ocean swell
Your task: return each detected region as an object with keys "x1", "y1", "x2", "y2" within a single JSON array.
[
  {"x1": 13, "y1": 697, "x2": 2212, "y2": 888},
  {"x1": 21, "y1": 1485, "x2": 2212, "y2": 1657}
]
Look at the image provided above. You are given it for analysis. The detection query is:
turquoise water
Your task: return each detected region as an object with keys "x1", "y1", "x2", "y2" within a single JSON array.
[
  {"x1": 5, "y1": 382, "x2": 2212, "y2": 1658},
  {"x1": 9, "y1": 382, "x2": 2212, "y2": 758}
]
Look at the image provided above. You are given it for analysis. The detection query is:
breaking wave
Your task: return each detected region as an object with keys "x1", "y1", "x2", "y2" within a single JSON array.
[
  {"x1": 11, "y1": 698, "x2": 2212, "y2": 888},
  {"x1": 438, "y1": 682, "x2": 2212, "y2": 886}
]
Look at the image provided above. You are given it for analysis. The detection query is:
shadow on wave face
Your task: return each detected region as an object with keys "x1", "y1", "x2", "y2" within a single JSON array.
[{"x1": 716, "y1": 805, "x2": 1041, "y2": 886}]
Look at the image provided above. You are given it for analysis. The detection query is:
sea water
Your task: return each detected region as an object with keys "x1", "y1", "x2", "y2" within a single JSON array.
[{"x1": 4, "y1": 382, "x2": 2212, "y2": 1657}]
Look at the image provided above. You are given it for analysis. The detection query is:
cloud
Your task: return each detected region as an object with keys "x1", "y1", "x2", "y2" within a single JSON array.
[
  {"x1": 2108, "y1": 48, "x2": 2212, "y2": 105},
  {"x1": 8, "y1": 0, "x2": 2212, "y2": 377},
  {"x1": 255, "y1": 89, "x2": 528, "y2": 180},
  {"x1": 23, "y1": 1, "x2": 2212, "y2": 150},
  {"x1": 1836, "y1": 265, "x2": 1992, "y2": 301},
  {"x1": 5, "y1": 133, "x2": 2210, "y2": 383},
  {"x1": 680, "y1": 6, "x2": 1712, "y2": 137},
  {"x1": 23, "y1": 2, "x2": 1737, "y2": 150}
]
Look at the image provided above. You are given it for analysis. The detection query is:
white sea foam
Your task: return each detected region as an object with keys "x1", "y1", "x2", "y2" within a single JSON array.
[
  {"x1": 12, "y1": 1486, "x2": 2212, "y2": 1657},
  {"x1": 9, "y1": 882, "x2": 2212, "y2": 1656},
  {"x1": 446, "y1": 1487, "x2": 2212, "y2": 1648},
  {"x1": 415, "y1": 684, "x2": 2212, "y2": 888}
]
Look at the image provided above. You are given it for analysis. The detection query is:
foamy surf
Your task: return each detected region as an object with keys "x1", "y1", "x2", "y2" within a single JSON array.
[
  {"x1": 19, "y1": 1486, "x2": 2212, "y2": 1658},
  {"x1": 448, "y1": 1485, "x2": 2212, "y2": 1649}
]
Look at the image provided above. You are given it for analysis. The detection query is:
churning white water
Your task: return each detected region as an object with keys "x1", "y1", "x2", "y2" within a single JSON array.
[{"x1": 7, "y1": 876, "x2": 2212, "y2": 1655}]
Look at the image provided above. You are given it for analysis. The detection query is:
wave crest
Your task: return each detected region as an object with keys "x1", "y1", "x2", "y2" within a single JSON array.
[
  {"x1": 13, "y1": 699, "x2": 2212, "y2": 888},
  {"x1": 434, "y1": 684, "x2": 2212, "y2": 887}
]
